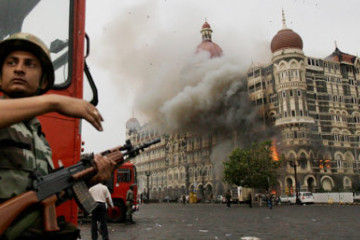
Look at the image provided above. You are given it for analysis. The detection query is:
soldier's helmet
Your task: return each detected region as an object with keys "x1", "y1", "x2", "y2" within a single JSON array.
[{"x1": 0, "y1": 32, "x2": 54, "y2": 94}]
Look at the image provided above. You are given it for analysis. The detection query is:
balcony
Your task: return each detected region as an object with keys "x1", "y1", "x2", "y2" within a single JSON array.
[{"x1": 275, "y1": 116, "x2": 315, "y2": 126}]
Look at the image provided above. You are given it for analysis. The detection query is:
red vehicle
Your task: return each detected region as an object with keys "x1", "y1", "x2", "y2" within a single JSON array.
[
  {"x1": 0, "y1": 0, "x2": 123, "y2": 225},
  {"x1": 107, "y1": 162, "x2": 138, "y2": 222}
]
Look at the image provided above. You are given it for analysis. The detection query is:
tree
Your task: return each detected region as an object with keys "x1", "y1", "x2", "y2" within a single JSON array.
[{"x1": 223, "y1": 140, "x2": 281, "y2": 191}]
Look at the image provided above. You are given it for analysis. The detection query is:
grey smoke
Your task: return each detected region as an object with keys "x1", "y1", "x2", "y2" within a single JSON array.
[{"x1": 90, "y1": 0, "x2": 273, "y2": 139}]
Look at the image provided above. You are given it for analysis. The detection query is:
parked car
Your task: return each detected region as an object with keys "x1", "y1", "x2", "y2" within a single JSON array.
[
  {"x1": 214, "y1": 195, "x2": 224, "y2": 204},
  {"x1": 279, "y1": 194, "x2": 296, "y2": 204},
  {"x1": 298, "y1": 192, "x2": 314, "y2": 204},
  {"x1": 279, "y1": 195, "x2": 289, "y2": 203},
  {"x1": 353, "y1": 193, "x2": 360, "y2": 202},
  {"x1": 162, "y1": 196, "x2": 177, "y2": 203},
  {"x1": 288, "y1": 194, "x2": 296, "y2": 204}
]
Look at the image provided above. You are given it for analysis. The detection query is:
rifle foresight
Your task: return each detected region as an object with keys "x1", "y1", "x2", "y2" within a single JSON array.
[{"x1": 124, "y1": 138, "x2": 161, "y2": 158}]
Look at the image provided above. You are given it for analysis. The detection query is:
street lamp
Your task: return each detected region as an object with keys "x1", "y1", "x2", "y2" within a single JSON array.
[
  {"x1": 145, "y1": 170, "x2": 151, "y2": 203},
  {"x1": 290, "y1": 161, "x2": 301, "y2": 204}
]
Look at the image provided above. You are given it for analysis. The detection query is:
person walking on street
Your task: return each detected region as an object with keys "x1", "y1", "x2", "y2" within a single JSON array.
[
  {"x1": 182, "y1": 194, "x2": 186, "y2": 205},
  {"x1": 126, "y1": 184, "x2": 136, "y2": 224},
  {"x1": 225, "y1": 190, "x2": 231, "y2": 208},
  {"x1": 89, "y1": 182, "x2": 114, "y2": 240},
  {"x1": 248, "y1": 193, "x2": 252, "y2": 208},
  {"x1": 266, "y1": 192, "x2": 273, "y2": 209}
]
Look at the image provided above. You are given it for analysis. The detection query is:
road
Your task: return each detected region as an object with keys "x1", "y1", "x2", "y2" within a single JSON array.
[{"x1": 78, "y1": 202, "x2": 360, "y2": 240}]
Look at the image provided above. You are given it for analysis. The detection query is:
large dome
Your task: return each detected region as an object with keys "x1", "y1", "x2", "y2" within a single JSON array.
[
  {"x1": 196, "y1": 40, "x2": 223, "y2": 58},
  {"x1": 270, "y1": 28, "x2": 303, "y2": 53}
]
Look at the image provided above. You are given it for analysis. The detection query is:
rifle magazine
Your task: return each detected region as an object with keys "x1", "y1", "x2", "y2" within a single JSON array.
[{"x1": 72, "y1": 182, "x2": 97, "y2": 215}]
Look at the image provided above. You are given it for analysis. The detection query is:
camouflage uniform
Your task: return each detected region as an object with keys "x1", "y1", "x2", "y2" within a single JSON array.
[
  {"x1": 126, "y1": 187, "x2": 135, "y2": 223},
  {"x1": 0, "y1": 116, "x2": 53, "y2": 200},
  {"x1": 0, "y1": 32, "x2": 79, "y2": 239}
]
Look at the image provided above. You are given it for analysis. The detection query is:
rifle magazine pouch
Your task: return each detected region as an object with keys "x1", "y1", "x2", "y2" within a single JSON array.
[{"x1": 3, "y1": 209, "x2": 41, "y2": 240}]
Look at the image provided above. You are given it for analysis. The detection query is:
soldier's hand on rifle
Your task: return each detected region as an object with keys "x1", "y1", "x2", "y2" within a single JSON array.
[{"x1": 88, "y1": 154, "x2": 116, "y2": 186}]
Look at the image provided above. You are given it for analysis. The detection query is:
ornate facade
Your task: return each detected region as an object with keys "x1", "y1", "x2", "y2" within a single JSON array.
[
  {"x1": 127, "y1": 14, "x2": 360, "y2": 201},
  {"x1": 248, "y1": 11, "x2": 360, "y2": 194}
]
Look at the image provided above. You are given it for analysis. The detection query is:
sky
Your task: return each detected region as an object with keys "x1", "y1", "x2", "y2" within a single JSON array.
[{"x1": 82, "y1": 0, "x2": 360, "y2": 153}]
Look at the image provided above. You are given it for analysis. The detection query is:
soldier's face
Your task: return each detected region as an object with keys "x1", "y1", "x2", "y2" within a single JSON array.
[{"x1": 0, "y1": 51, "x2": 46, "y2": 98}]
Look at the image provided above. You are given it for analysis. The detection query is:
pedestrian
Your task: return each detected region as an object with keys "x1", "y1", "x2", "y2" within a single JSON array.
[
  {"x1": 0, "y1": 32, "x2": 116, "y2": 239},
  {"x1": 225, "y1": 189, "x2": 231, "y2": 208},
  {"x1": 266, "y1": 192, "x2": 273, "y2": 209},
  {"x1": 126, "y1": 184, "x2": 136, "y2": 224},
  {"x1": 182, "y1": 194, "x2": 186, "y2": 205},
  {"x1": 248, "y1": 193, "x2": 252, "y2": 208},
  {"x1": 89, "y1": 182, "x2": 114, "y2": 240}
]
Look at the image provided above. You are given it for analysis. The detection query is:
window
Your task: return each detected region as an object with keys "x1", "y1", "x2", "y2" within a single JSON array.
[
  {"x1": 292, "y1": 110, "x2": 296, "y2": 116},
  {"x1": 117, "y1": 169, "x2": 131, "y2": 183},
  {"x1": 355, "y1": 115, "x2": 360, "y2": 123},
  {"x1": 300, "y1": 110, "x2": 303, "y2": 116},
  {"x1": 297, "y1": 90, "x2": 301, "y2": 96},
  {"x1": 282, "y1": 91, "x2": 286, "y2": 98},
  {"x1": 290, "y1": 90, "x2": 293, "y2": 97}
]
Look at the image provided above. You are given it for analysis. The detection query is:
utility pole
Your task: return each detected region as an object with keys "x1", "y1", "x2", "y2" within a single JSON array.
[
  {"x1": 145, "y1": 170, "x2": 151, "y2": 203},
  {"x1": 290, "y1": 161, "x2": 301, "y2": 204}
]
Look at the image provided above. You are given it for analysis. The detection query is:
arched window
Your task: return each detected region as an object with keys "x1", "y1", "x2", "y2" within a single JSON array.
[
  {"x1": 335, "y1": 154, "x2": 343, "y2": 169},
  {"x1": 299, "y1": 153, "x2": 307, "y2": 169}
]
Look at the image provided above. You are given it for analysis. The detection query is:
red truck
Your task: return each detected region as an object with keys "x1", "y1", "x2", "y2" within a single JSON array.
[{"x1": 107, "y1": 162, "x2": 138, "y2": 222}]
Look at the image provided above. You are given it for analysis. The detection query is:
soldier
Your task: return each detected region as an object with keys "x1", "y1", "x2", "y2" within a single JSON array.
[
  {"x1": 0, "y1": 33, "x2": 116, "y2": 239},
  {"x1": 126, "y1": 184, "x2": 135, "y2": 224}
]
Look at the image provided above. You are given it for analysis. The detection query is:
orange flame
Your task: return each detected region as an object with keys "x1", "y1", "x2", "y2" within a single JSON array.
[
  {"x1": 325, "y1": 159, "x2": 330, "y2": 169},
  {"x1": 270, "y1": 140, "x2": 279, "y2": 161},
  {"x1": 319, "y1": 159, "x2": 331, "y2": 169}
]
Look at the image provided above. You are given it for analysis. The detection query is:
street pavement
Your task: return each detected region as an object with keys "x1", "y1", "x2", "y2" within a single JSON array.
[{"x1": 78, "y1": 202, "x2": 360, "y2": 240}]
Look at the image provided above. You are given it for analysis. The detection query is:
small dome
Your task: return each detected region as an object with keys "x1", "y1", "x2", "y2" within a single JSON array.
[
  {"x1": 271, "y1": 28, "x2": 303, "y2": 53},
  {"x1": 325, "y1": 47, "x2": 356, "y2": 64},
  {"x1": 202, "y1": 22, "x2": 211, "y2": 29},
  {"x1": 126, "y1": 117, "x2": 140, "y2": 130}
]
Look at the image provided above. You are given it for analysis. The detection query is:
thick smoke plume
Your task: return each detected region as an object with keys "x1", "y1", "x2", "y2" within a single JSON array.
[
  {"x1": 153, "y1": 54, "x2": 262, "y2": 136},
  {"x1": 92, "y1": 1, "x2": 272, "y2": 140}
]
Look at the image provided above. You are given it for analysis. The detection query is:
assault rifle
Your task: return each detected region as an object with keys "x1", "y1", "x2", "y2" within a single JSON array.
[{"x1": 0, "y1": 138, "x2": 160, "y2": 236}]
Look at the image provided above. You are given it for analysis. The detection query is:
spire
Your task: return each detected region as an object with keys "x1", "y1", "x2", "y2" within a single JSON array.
[
  {"x1": 334, "y1": 40, "x2": 338, "y2": 49},
  {"x1": 132, "y1": 105, "x2": 135, "y2": 118},
  {"x1": 282, "y1": 9, "x2": 287, "y2": 29}
]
